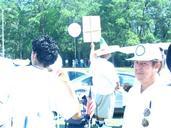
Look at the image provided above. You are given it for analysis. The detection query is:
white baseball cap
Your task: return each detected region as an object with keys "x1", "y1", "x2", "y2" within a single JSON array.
[{"x1": 127, "y1": 44, "x2": 162, "y2": 61}]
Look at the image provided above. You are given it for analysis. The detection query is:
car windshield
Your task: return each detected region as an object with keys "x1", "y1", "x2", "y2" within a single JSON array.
[
  {"x1": 119, "y1": 73, "x2": 134, "y2": 87},
  {"x1": 71, "y1": 72, "x2": 135, "y2": 88},
  {"x1": 67, "y1": 71, "x2": 85, "y2": 80}
]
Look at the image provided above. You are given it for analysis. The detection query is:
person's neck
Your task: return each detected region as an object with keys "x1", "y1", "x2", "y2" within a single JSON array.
[{"x1": 140, "y1": 78, "x2": 155, "y2": 93}]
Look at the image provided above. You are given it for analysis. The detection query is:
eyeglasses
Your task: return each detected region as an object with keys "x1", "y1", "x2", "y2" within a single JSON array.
[{"x1": 142, "y1": 101, "x2": 152, "y2": 127}]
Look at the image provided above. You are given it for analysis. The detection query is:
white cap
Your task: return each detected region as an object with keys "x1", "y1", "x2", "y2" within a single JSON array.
[{"x1": 127, "y1": 44, "x2": 162, "y2": 61}]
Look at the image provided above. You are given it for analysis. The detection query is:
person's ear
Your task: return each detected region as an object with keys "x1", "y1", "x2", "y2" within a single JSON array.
[
  {"x1": 31, "y1": 52, "x2": 38, "y2": 63},
  {"x1": 155, "y1": 61, "x2": 162, "y2": 73},
  {"x1": 32, "y1": 52, "x2": 37, "y2": 59}
]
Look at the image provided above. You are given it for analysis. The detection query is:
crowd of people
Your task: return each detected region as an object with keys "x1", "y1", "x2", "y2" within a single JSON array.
[{"x1": 0, "y1": 34, "x2": 171, "y2": 128}]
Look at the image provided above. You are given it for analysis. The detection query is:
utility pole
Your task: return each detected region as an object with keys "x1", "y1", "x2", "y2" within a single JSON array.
[{"x1": 1, "y1": 9, "x2": 4, "y2": 57}]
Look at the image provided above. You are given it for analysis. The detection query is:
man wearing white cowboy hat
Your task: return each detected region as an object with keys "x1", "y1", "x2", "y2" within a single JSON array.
[
  {"x1": 90, "y1": 37, "x2": 119, "y2": 127},
  {"x1": 122, "y1": 43, "x2": 171, "y2": 128}
]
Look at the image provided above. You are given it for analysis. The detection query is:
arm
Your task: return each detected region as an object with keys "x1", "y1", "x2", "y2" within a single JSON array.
[
  {"x1": 114, "y1": 81, "x2": 121, "y2": 91},
  {"x1": 90, "y1": 42, "x2": 97, "y2": 63}
]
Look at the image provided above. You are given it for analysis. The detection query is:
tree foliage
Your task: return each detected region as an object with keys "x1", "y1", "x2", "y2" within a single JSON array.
[{"x1": 0, "y1": 0, "x2": 170, "y2": 66}]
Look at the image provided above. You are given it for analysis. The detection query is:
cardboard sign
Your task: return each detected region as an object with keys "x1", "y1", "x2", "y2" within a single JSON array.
[{"x1": 82, "y1": 16, "x2": 101, "y2": 43}]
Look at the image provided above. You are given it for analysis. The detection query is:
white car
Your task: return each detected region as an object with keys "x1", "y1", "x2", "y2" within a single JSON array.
[{"x1": 68, "y1": 71, "x2": 135, "y2": 117}]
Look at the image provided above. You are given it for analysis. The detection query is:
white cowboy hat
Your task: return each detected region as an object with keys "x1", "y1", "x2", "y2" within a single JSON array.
[{"x1": 95, "y1": 37, "x2": 120, "y2": 56}]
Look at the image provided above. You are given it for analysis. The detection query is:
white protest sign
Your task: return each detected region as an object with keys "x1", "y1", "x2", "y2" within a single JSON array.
[{"x1": 82, "y1": 16, "x2": 101, "y2": 43}]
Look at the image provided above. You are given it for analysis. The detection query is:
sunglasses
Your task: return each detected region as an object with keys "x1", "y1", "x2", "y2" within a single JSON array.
[{"x1": 142, "y1": 101, "x2": 152, "y2": 127}]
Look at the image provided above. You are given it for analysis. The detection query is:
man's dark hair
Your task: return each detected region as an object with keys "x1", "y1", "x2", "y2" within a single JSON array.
[
  {"x1": 166, "y1": 44, "x2": 171, "y2": 72},
  {"x1": 32, "y1": 35, "x2": 58, "y2": 67}
]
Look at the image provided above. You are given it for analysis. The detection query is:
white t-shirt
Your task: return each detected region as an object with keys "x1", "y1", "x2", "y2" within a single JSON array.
[
  {"x1": 90, "y1": 57, "x2": 119, "y2": 95},
  {"x1": 122, "y1": 76, "x2": 171, "y2": 128},
  {"x1": 0, "y1": 63, "x2": 14, "y2": 126},
  {"x1": 11, "y1": 66, "x2": 80, "y2": 128}
]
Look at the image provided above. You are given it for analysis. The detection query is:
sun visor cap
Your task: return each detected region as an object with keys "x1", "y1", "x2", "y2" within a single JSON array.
[{"x1": 127, "y1": 44, "x2": 163, "y2": 61}]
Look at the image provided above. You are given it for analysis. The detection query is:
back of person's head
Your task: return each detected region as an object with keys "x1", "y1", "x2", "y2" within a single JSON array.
[
  {"x1": 166, "y1": 44, "x2": 171, "y2": 72},
  {"x1": 32, "y1": 35, "x2": 58, "y2": 67}
]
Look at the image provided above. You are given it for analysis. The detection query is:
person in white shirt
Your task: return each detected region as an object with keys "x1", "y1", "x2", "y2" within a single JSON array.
[
  {"x1": 0, "y1": 58, "x2": 15, "y2": 128},
  {"x1": 122, "y1": 44, "x2": 171, "y2": 128},
  {"x1": 10, "y1": 35, "x2": 95, "y2": 128},
  {"x1": 90, "y1": 38, "x2": 119, "y2": 127}
]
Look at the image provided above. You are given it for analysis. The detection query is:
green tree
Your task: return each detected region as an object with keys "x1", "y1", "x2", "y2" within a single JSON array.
[{"x1": 0, "y1": 0, "x2": 170, "y2": 67}]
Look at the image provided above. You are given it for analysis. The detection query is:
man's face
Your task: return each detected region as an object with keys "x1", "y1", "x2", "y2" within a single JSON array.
[{"x1": 134, "y1": 61, "x2": 156, "y2": 84}]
